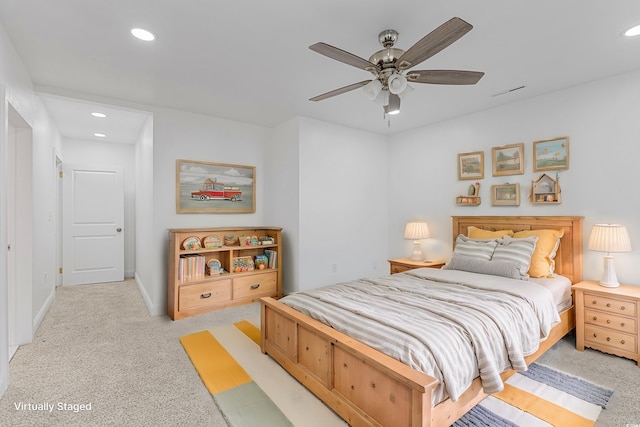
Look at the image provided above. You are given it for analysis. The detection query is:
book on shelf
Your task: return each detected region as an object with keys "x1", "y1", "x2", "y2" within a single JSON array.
[
  {"x1": 178, "y1": 254, "x2": 205, "y2": 280},
  {"x1": 264, "y1": 249, "x2": 277, "y2": 269}
]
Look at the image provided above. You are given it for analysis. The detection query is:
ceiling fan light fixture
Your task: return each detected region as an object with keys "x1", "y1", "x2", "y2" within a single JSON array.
[
  {"x1": 362, "y1": 79, "x2": 383, "y2": 100},
  {"x1": 398, "y1": 84, "x2": 414, "y2": 100},
  {"x1": 388, "y1": 73, "x2": 408, "y2": 95},
  {"x1": 624, "y1": 24, "x2": 640, "y2": 37},
  {"x1": 384, "y1": 93, "x2": 401, "y2": 115}
]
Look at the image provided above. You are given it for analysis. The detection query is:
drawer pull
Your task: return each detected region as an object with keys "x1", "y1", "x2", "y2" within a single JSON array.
[
  {"x1": 621, "y1": 306, "x2": 625, "y2": 310},
  {"x1": 606, "y1": 303, "x2": 611, "y2": 308},
  {"x1": 621, "y1": 322, "x2": 625, "y2": 327},
  {"x1": 201, "y1": 293, "x2": 212, "y2": 299},
  {"x1": 606, "y1": 337, "x2": 611, "y2": 342},
  {"x1": 250, "y1": 284, "x2": 261, "y2": 289},
  {"x1": 606, "y1": 319, "x2": 610, "y2": 323},
  {"x1": 593, "y1": 333, "x2": 597, "y2": 338},
  {"x1": 593, "y1": 316, "x2": 597, "y2": 321},
  {"x1": 621, "y1": 340, "x2": 626, "y2": 345},
  {"x1": 592, "y1": 300, "x2": 597, "y2": 304}
]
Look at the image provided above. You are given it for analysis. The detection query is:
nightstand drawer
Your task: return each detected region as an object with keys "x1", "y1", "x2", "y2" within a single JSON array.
[
  {"x1": 584, "y1": 324, "x2": 636, "y2": 353},
  {"x1": 391, "y1": 264, "x2": 412, "y2": 274},
  {"x1": 584, "y1": 293, "x2": 636, "y2": 316},
  {"x1": 585, "y1": 309, "x2": 637, "y2": 334}
]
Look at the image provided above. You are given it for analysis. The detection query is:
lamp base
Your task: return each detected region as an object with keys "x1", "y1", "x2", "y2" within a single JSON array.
[
  {"x1": 599, "y1": 255, "x2": 620, "y2": 288},
  {"x1": 410, "y1": 240, "x2": 424, "y2": 261}
]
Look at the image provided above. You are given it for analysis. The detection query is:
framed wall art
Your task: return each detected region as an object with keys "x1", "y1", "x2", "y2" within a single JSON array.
[
  {"x1": 491, "y1": 183, "x2": 520, "y2": 206},
  {"x1": 533, "y1": 137, "x2": 569, "y2": 171},
  {"x1": 457, "y1": 151, "x2": 484, "y2": 180},
  {"x1": 492, "y1": 143, "x2": 524, "y2": 176},
  {"x1": 176, "y1": 159, "x2": 256, "y2": 213}
]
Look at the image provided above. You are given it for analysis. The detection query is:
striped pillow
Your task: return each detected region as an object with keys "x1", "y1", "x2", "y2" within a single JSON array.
[
  {"x1": 492, "y1": 235, "x2": 537, "y2": 279},
  {"x1": 453, "y1": 235, "x2": 498, "y2": 260}
]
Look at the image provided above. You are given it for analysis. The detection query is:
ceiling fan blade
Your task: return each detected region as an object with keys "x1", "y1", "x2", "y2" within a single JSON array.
[
  {"x1": 406, "y1": 70, "x2": 484, "y2": 85},
  {"x1": 309, "y1": 80, "x2": 372, "y2": 101},
  {"x1": 397, "y1": 17, "x2": 473, "y2": 70},
  {"x1": 309, "y1": 42, "x2": 376, "y2": 71}
]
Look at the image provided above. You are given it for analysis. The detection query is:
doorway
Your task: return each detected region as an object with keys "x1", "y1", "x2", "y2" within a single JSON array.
[{"x1": 7, "y1": 104, "x2": 34, "y2": 359}]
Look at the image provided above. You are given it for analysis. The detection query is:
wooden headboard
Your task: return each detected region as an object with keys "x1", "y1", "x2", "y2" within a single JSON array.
[{"x1": 452, "y1": 216, "x2": 584, "y2": 284}]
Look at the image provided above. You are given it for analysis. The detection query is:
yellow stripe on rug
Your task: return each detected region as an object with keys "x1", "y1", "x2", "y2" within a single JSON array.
[
  {"x1": 494, "y1": 383, "x2": 594, "y2": 427},
  {"x1": 234, "y1": 320, "x2": 260, "y2": 345},
  {"x1": 179, "y1": 330, "x2": 252, "y2": 394}
]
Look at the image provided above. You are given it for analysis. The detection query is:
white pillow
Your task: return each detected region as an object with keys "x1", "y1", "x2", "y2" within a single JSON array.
[
  {"x1": 443, "y1": 255, "x2": 524, "y2": 280},
  {"x1": 492, "y1": 235, "x2": 537, "y2": 279}
]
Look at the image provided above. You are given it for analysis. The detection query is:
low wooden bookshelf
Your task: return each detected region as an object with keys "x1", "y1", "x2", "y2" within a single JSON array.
[{"x1": 168, "y1": 226, "x2": 282, "y2": 320}]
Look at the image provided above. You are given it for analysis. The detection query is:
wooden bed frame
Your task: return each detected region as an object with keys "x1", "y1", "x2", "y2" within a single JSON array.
[{"x1": 260, "y1": 216, "x2": 583, "y2": 427}]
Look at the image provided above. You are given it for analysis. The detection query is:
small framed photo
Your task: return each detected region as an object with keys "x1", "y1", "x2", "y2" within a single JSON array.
[
  {"x1": 491, "y1": 183, "x2": 520, "y2": 206},
  {"x1": 492, "y1": 143, "x2": 524, "y2": 176},
  {"x1": 533, "y1": 137, "x2": 569, "y2": 171},
  {"x1": 457, "y1": 151, "x2": 484, "y2": 180}
]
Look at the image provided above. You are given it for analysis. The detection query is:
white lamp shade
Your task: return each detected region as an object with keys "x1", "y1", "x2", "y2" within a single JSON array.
[
  {"x1": 588, "y1": 224, "x2": 632, "y2": 253},
  {"x1": 362, "y1": 79, "x2": 383, "y2": 100},
  {"x1": 404, "y1": 221, "x2": 430, "y2": 240},
  {"x1": 388, "y1": 73, "x2": 408, "y2": 95}
]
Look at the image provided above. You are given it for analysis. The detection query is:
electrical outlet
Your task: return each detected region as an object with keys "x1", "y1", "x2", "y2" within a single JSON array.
[{"x1": 331, "y1": 263, "x2": 337, "y2": 273}]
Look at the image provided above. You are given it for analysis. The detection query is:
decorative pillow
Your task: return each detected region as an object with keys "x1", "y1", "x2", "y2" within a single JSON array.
[
  {"x1": 452, "y1": 234, "x2": 498, "y2": 260},
  {"x1": 443, "y1": 254, "x2": 524, "y2": 280},
  {"x1": 492, "y1": 235, "x2": 537, "y2": 279},
  {"x1": 513, "y1": 229, "x2": 564, "y2": 277},
  {"x1": 467, "y1": 226, "x2": 514, "y2": 239}
]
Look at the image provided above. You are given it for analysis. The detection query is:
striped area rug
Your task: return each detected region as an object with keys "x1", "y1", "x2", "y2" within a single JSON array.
[{"x1": 181, "y1": 322, "x2": 612, "y2": 427}]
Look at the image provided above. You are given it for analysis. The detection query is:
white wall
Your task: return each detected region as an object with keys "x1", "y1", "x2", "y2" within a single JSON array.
[
  {"x1": 0, "y1": 21, "x2": 62, "y2": 397},
  {"x1": 62, "y1": 139, "x2": 137, "y2": 278},
  {"x1": 135, "y1": 115, "x2": 154, "y2": 310},
  {"x1": 297, "y1": 117, "x2": 389, "y2": 291},
  {"x1": 388, "y1": 69, "x2": 640, "y2": 285}
]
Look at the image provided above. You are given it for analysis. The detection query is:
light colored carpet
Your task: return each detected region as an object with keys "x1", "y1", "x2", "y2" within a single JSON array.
[{"x1": 1, "y1": 279, "x2": 639, "y2": 426}]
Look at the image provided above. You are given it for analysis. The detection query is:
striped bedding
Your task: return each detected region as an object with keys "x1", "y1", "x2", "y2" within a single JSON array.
[{"x1": 280, "y1": 268, "x2": 561, "y2": 406}]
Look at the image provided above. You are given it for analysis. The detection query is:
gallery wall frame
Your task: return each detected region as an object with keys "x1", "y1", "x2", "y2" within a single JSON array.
[
  {"x1": 491, "y1": 183, "x2": 520, "y2": 206},
  {"x1": 533, "y1": 137, "x2": 570, "y2": 172},
  {"x1": 176, "y1": 159, "x2": 256, "y2": 213},
  {"x1": 457, "y1": 151, "x2": 484, "y2": 180},
  {"x1": 492, "y1": 143, "x2": 524, "y2": 176}
]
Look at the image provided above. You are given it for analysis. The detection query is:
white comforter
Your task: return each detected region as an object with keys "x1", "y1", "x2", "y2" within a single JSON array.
[{"x1": 280, "y1": 268, "x2": 560, "y2": 406}]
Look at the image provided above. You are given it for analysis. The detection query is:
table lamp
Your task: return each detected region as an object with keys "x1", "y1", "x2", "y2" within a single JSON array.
[
  {"x1": 404, "y1": 221, "x2": 430, "y2": 261},
  {"x1": 588, "y1": 224, "x2": 632, "y2": 287}
]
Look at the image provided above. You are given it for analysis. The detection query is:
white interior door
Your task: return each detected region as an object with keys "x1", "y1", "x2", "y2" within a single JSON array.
[
  {"x1": 7, "y1": 121, "x2": 16, "y2": 357},
  {"x1": 62, "y1": 164, "x2": 124, "y2": 285}
]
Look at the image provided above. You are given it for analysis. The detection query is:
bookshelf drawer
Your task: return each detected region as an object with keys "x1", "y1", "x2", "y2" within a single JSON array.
[
  {"x1": 233, "y1": 272, "x2": 277, "y2": 299},
  {"x1": 179, "y1": 280, "x2": 232, "y2": 310}
]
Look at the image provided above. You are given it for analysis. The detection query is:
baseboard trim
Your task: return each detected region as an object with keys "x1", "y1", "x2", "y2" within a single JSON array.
[
  {"x1": 134, "y1": 273, "x2": 163, "y2": 316},
  {"x1": 33, "y1": 287, "x2": 55, "y2": 334}
]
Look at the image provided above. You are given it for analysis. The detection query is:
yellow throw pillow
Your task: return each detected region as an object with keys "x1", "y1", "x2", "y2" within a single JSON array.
[
  {"x1": 513, "y1": 229, "x2": 564, "y2": 277},
  {"x1": 468, "y1": 226, "x2": 514, "y2": 239}
]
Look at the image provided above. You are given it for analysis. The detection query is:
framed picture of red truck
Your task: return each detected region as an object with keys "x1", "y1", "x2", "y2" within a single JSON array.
[{"x1": 176, "y1": 159, "x2": 255, "y2": 213}]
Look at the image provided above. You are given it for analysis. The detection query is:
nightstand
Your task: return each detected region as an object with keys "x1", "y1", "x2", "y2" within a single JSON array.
[
  {"x1": 388, "y1": 258, "x2": 445, "y2": 274},
  {"x1": 573, "y1": 280, "x2": 640, "y2": 366}
]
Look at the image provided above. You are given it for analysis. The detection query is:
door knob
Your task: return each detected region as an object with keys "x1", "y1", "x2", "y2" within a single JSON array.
[{"x1": 116, "y1": 228, "x2": 122, "y2": 232}]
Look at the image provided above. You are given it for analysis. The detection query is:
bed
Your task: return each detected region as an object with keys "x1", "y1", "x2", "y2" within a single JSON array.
[{"x1": 260, "y1": 216, "x2": 583, "y2": 427}]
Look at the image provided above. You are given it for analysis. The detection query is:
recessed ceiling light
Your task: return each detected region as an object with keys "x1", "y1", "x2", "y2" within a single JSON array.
[
  {"x1": 91, "y1": 112, "x2": 107, "y2": 118},
  {"x1": 131, "y1": 28, "x2": 156, "y2": 42},
  {"x1": 94, "y1": 133, "x2": 107, "y2": 138},
  {"x1": 624, "y1": 24, "x2": 640, "y2": 37}
]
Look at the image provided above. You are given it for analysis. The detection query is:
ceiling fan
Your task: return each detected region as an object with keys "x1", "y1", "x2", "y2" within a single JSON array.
[{"x1": 309, "y1": 17, "x2": 484, "y2": 118}]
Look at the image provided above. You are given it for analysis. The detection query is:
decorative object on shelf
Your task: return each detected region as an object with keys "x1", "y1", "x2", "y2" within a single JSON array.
[
  {"x1": 259, "y1": 237, "x2": 275, "y2": 245},
  {"x1": 457, "y1": 182, "x2": 480, "y2": 205},
  {"x1": 530, "y1": 173, "x2": 561, "y2": 204},
  {"x1": 176, "y1": 159, "x2": 256, "y2": 214},
  {"x1": 232, "y1": 256, "x2": 255, "y2": 273},
  {"x1": 224, "y1": 235, "x2": 237, "y2": 246},
  {"x1": 492, "y1": 143, "x2": 524, "y2": 176},
  {"x1": 239, "y1": 235, "x2": 259, "y2": 246},
  {"x1": 491, "y1": 183, "x2": 520, "y2": 206},
  {"x1": 255, "y1": 255, "x2": 269, "y2": 270},
  {"x1": 203, "y1": 235, "x2": 222, "y2": 248},
  {"x1": 404, "y1": 221, "x2": 430, "y2": 261},
  {"x1": 533, "y1": 137, "x2": 569, "y2": 171},
  {"x1": 588, "y1": 224, "x2": 632, "y2": 287},
  {"x1": 457, "y1": 151, "x2": 484, "y2": 180},
  {"x1": 206, "y1": 259, "x2": 222, "y2": 276},
  {"x1": 181, "y1": 236, "x2": 202, "y2": 250}
]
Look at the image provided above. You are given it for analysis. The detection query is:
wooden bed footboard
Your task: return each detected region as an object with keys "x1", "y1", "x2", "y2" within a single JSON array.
[{"x1": 261, "y1": 297, "x2": 439, "y2": 427}]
